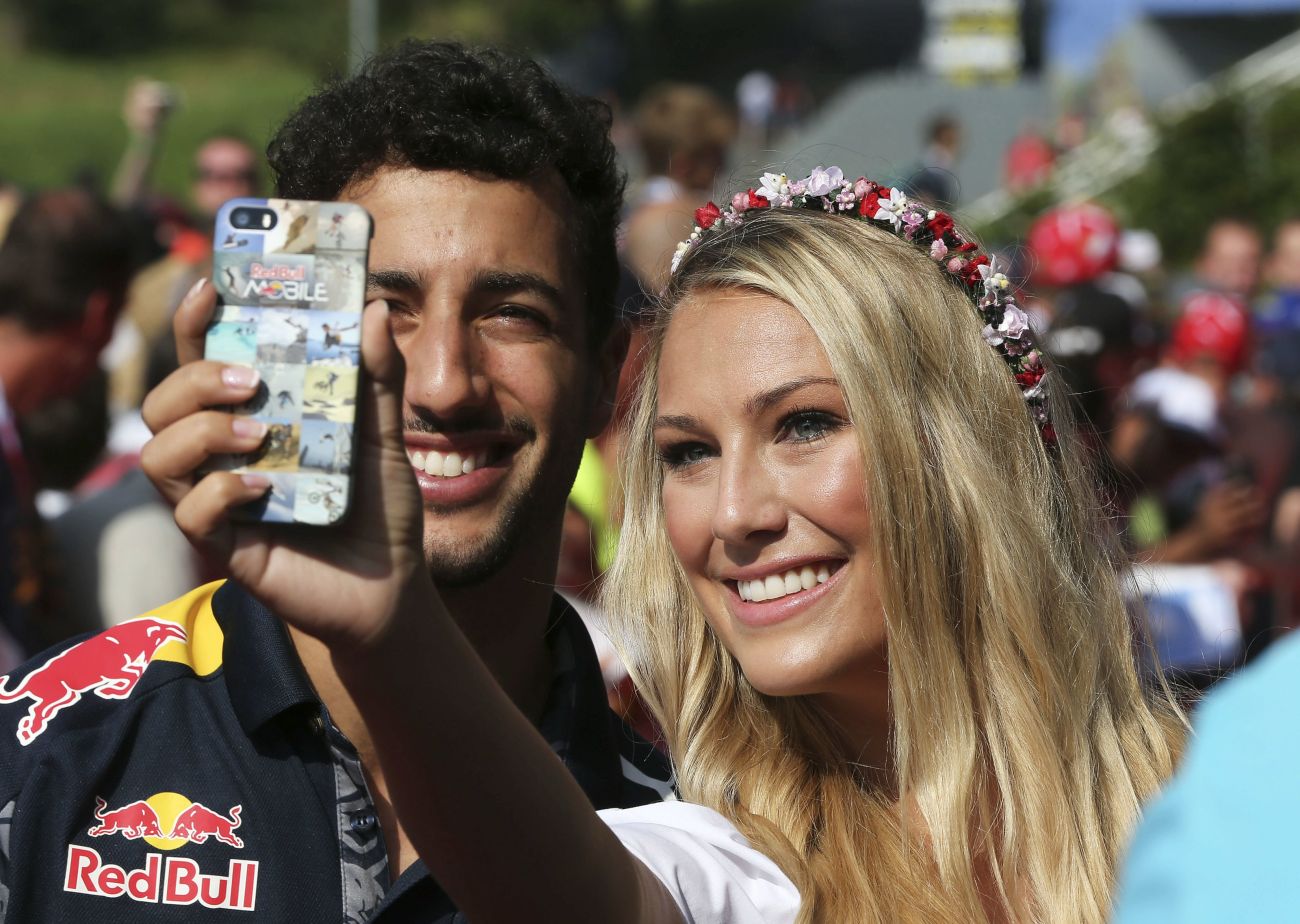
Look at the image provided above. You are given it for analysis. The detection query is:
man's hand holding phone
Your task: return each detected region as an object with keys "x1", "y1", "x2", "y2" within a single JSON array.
[{"x1": 140, "y1": 279, "x2": 435, "y2": 649}]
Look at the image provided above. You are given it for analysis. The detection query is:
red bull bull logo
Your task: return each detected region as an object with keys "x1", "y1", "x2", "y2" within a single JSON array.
[
  {"x1": 0, "y1": 618, "x2": 186, "y2": 745},
  {"x1": 65, "y1": 791, "x2": 258, "y2": 912},
  {"x1": 88, "y1": 798, "x2": 163, "y2": 839}
]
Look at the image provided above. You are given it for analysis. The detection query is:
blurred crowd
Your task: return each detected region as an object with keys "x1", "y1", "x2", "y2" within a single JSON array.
[{"x1": 0, "y1": 72, "x2": 1292, "y2": 710}]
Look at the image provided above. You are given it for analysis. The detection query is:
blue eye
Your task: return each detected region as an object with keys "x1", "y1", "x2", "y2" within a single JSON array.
[
  {"x1": 658, "y1": 442, "x2": 712, "y2": 470},
  {"x1": 783, "y1": 410, "x2": 840, "y2": 443}
]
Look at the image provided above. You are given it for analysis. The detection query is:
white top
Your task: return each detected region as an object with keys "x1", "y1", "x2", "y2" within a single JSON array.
[{"x1": 597, "y1": 801, "x2": 800, "y2": 924}]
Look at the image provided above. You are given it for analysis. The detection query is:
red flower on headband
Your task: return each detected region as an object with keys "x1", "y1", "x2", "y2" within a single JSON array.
[
  {"x1": 859, "y1": 189, "x2": 883, "y2": 218},
  {"x1": 960, "y1": 255, "x2": 990, "y2": 286},
  {"x1": 926, "y1": 212, "x2": 954, "y2": 238},
  {"x1": 743, "y1": 188, "x2": 768, "y2": 210},
  {"x1": 695, "y1": 202, "x2": 722, "y2": 230},
  {"x1": 1015, "y1": 366, "x2": 1045, "y2": 388}
]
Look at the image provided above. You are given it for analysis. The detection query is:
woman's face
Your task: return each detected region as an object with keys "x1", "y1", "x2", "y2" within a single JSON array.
[{"x1": 654, "y1": 288, "x2": 888, "y2": 707}]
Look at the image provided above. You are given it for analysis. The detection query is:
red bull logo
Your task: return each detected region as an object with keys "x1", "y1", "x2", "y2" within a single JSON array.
[
  {"x1": 66, "y1": 791, "x2": 258, "y2": 911},
  {"x1": 0, "y1": 618, "x2": 187, "y2": 745},
  {"x1": 88, "y1": 798, "x2": 163, "y2": 840}
]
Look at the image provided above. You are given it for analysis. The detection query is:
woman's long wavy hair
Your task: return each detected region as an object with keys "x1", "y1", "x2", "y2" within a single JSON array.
[{"x1": 602, "y1": 208, "x2": 1185, "y2": 923}]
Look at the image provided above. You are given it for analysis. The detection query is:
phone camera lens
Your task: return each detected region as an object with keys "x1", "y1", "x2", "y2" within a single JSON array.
[{"x1": 231, "y1": 209, "x2": 251, "y2": 229}]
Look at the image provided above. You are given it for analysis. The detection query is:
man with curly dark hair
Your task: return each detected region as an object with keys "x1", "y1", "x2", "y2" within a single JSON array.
[{"x1": 0, "y1": 41, "x2": 668, "y2": 923}]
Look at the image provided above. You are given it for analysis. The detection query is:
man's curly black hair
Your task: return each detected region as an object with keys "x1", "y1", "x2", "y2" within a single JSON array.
[{"x1": 268, "y1": 40, "x2": 624, "y2": 345}]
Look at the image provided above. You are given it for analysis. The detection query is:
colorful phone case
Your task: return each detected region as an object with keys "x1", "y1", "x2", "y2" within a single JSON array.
[{"x1": 206, "y1": 198, "x2": 372, "y2": 525}]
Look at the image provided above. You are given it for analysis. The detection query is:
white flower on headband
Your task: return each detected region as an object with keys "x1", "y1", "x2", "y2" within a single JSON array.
[
  {"x1": 873, "y1": 187, "x2": 908, "y2": 228},
  {"x1": 757, "y1": 173, "x2": 791, "y2": 207},
  {"x1": 804, "y1": 166, "x2": 844, "y2": 197}
]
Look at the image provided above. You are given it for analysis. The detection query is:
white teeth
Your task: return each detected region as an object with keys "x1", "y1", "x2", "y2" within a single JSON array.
[
  {"x1": 738, "y1": 564, "x2": 836, "y2": 604},
  {"x1": 410, "y1": 448, "x2": 492, "y2": 478}
]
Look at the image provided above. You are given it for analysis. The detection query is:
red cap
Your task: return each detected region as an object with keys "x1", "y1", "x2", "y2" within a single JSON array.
[
  {"x1": 1171, "y1": 291, "x2": 1249, "y2": 375},
  {"x1": 1027, "y1": 203, "x2": 1119, "y2": 288}
]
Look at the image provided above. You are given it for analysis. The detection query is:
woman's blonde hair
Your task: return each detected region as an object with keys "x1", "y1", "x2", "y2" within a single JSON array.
[{"x1": 603, "y1": 207, "x2": 1184, "y2": 923}]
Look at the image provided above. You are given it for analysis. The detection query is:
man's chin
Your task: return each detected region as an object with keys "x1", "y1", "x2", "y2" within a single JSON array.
[{"x1": 422, "y1": 514, "x2": 522, "y2": 589}]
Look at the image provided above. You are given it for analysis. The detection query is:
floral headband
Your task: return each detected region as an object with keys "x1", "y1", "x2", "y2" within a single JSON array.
[{"x1": 672, "y1": 167, "x2": 1054, "y2": 444}]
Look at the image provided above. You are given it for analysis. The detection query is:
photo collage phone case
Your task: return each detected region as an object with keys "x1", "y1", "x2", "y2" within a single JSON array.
[{"x1": 206, "y1": 198, "x2": 372, "y2": 525}]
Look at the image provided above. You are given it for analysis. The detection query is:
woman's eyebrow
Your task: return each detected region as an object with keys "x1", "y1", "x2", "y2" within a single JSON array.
[
  {"x1": 652, "y1": 413, "x2": 705, "y2": 434},
  {"x1": 743, "y1": 376, "x2": 840, "y2": 416}
]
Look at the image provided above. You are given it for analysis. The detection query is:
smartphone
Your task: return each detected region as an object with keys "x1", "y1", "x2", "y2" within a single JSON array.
[{"x1": 206, "y1": 198, "x2": 372, "y2": 525}]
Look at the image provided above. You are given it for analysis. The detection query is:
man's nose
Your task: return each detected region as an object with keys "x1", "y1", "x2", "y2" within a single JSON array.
[
  {"x1": 709, "y1": 449, "x2": 787, "y2": 545},
  {"x1": 400, "y1": 315, "x2": 490, "y2": 420}
]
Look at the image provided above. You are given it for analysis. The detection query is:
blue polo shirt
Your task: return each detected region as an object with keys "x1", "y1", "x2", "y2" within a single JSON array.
[
  {"x1": 1113, "y1": 632, "x2": 1300, "y2": 923},
  {"x1": 0, "y1": 581, "x2": 671, "y2": 921}
]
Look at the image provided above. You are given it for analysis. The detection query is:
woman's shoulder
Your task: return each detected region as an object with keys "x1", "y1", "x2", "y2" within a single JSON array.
[{"x1": 598, "y1": 801, "x2": 800, "y2": 923}]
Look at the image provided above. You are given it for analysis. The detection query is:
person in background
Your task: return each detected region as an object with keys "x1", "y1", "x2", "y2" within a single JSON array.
[
  {"x1": 905, "y1": 113, "x2": 962, "y2": 208},
  {"x1": 107, "y1": 124, "x2": 261, "y2": 415},
  {"x1": 736, "y1": 69, "x2": 777, "y2": 148},
  {"x1": 1003, "y1": 120, "x2": 1055, "y2": 193},
  {"x1": 1111, "y1": 628, "x2": 1300, "y2": 923},
  {"x1": 0, "y1": 188, "x2": 135, "y2": 665},
  {"x1": 1252, "y1": 218, "x2": 1300, "y2": 335},
  {"x1": 1169, "y1": 218, "x2": 1262, "y2": 309},
  {"x1": 1111, "y1": 293, "x2": 1262, "y2": 565},
  {"x1": 1028, "y1": 203, "x2": 1152, "y2": 444},
  {"x1": 43, "y1": 330, "x2": 205, "y2": 632},
  {"x1": 622, "y1": 83, "x2": 735, "y2": 293}
]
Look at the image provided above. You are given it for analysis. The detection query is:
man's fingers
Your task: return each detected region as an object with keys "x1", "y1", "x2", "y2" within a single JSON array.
[
  {"x1": 142, "y1": 360, "x2": 260, "y2": 435},
  {"x1": 173, "y1": 472, "x2": 269, "y2": 556},
  {"x1": 141, "y1": 412, "x2": 270, "y2": 506},
  {"x1": 174, "y1": 277, "x2": 218, "y2": 365}
]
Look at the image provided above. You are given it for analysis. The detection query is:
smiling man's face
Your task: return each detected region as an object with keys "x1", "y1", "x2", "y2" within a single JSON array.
[{"x1": 345, "y1": 166, "x2": 602, "y2": 585}]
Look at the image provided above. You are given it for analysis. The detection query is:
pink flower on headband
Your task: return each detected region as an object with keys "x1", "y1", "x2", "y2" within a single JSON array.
[
  {"x1": 731, "y1": 190, "x2": 767, "y2": 214},
  {"x1": 804, "y1": 166, "x2": 845, "y2": 197}
]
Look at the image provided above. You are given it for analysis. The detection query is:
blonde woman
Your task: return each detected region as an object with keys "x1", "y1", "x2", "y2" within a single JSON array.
[{"x1": 142, "y1": 169, "x2": 1182, "y2": 924}]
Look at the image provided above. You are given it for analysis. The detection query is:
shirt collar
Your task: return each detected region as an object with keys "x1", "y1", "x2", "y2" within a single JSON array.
[
  {"x1": 536, "y1": 595, "x2": 624, "y2": 809},
  {"x1": 212, "y1": 581, "x2": 319, "y2": 734},
  {"x1": 213, "y1": 581, "x2": 625, "y2": 806}
]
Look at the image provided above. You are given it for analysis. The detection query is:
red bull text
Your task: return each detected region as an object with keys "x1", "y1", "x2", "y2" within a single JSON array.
[
  {"x1": 64, "y1": 847, "x2": 258, "y2": 911},
  {"x1": 0, "y1": 618, "x2": 186, "y2": 745}
]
